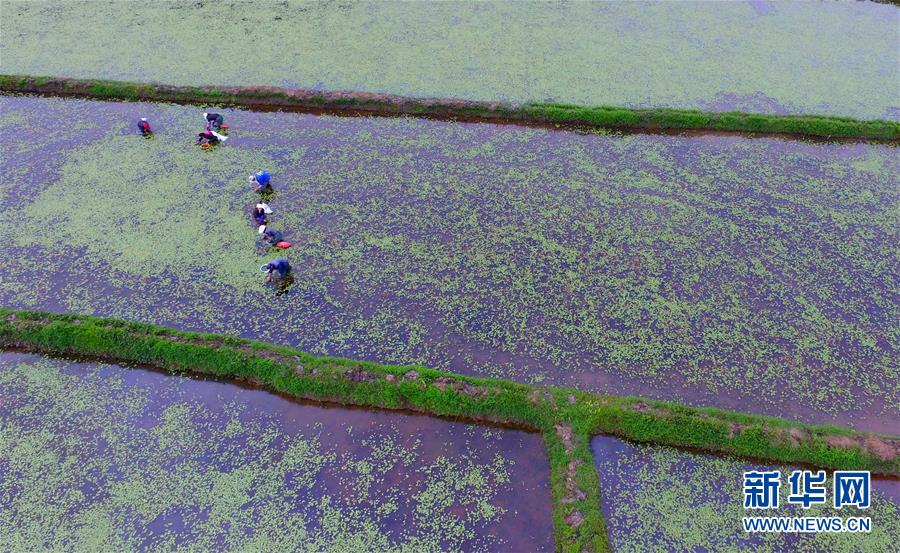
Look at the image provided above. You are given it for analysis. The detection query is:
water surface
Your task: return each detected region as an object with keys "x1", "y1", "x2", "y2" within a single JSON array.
[
  {"x1": 1, "y1": 95, "x2": 897, "y2": 433},
  {"x1": 0, "y1": 351, "x2": 554, "y2": 551},
  {"x1": 1, "y1": 1, "x2": 897, "y2": 119},
  {"x1": 591, "y1": 436, "x2": 900, "y2": 552}
]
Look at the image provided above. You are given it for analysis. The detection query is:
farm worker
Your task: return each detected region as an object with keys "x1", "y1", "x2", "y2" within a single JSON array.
[
  {"x1": 258, "y1": 225, "x2": 283, "y2": 245},
  {"x1": 137, "y1": 117, "x2": 152, "y2": 137},
  {"x1": 264, "y1": 258, "x2": 291, "y2": 281},
  {"x1": 197, "y1": 130, "x2": 227, "y2": 145},
  {"x1": 197, "y1": 130, "x2": 220, "y2": 146},
  {"x1": 204, "y1": 112, "x2": 224, "y2": 130},
  {"x1": 252, "y1": 206, "x2": 268, "y2": 226},
  {"x1": 252, "y1": 203, "x2": 273, "y2": 225},
  {"x1": 250, "y1": 171, "x2": 273, "y2": 193}
]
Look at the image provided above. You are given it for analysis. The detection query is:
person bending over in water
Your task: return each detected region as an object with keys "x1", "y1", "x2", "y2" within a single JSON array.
[
  {"x1": 252, "y1": 206, "x2": 268, "y2": 226},
  {"x1": 197, "y1": 130, "x2": 220, "y2": 146},
  {"x1": 264, "y1": 258, "x2": 291, "y2": 282},
  {"x1": 258, "y1": 225, "x2": 283, "y2": 245},
  {"x1": 204, "y1": 112, "x2": 224, "y2": 130},
  {"x1": 137, "y1": 118, "x2": 152, "y2": 137},
  {"x1": 250, "y1": 171, "x2": 273, "y2": 194}
]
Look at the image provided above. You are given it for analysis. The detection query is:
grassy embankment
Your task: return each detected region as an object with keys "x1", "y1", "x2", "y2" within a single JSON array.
[
  {"x1": 2, "y1": 75, "x2": 898, "y2": 141},
  {"x1": 2, "y1": 310, "x2": 898, "y2": 552}
]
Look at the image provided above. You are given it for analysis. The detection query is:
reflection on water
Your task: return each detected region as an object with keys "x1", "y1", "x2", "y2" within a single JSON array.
[{"x1": 0, "y1": 352, "x2": 554, "y2": 551}]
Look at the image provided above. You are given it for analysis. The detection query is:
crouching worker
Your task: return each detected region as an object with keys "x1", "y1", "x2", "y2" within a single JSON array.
[
  {"x1": 137, "y1": 117, "x2": 152, "y2": 137},
  {"x1": 263, "y1": 258, "x2": 291, "y2": 282},
  {"x1": 197, "y1": 130, "x2": 221, "y2": 146},
  {"x1": 204, "y1": 112, "x2": 224, "y2": 130},
  {"x1": 250, "y1": 171, "x2": 272, "y2": 194},
  {"x1": 252, "y1": 205, "x2": 269, "y2": 226},
  {"x1": 258, "y1": 225, "x2": 283, "y2": 245}
]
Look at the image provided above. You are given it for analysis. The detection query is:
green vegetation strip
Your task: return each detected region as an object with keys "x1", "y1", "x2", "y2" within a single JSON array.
[
  {"x1": 2, "y1": 310, "x2": 898, "y2": 552},
  {"x1": 2, "y1": 75, "x2": 898, "y2": 141}
]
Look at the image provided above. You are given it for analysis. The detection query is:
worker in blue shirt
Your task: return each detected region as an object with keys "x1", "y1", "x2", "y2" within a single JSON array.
[
  {"x1": 252, "y1": 206, "x2": 268, "y2": 226},
  {"x1": 252, "y1": 202, "x2": 272, "y2": 225},
  {"x1": 264, "y1": 258, "x2": 291, "y2": 281},
  {"x1": 259, "y1": 225, "x2": 284, "y2": 245},
  {"x1": 250, "y1": 171, "x2": 273, "y2": 194}
]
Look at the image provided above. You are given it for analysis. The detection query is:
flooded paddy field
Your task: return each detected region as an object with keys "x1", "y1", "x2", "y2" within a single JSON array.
[
  {"x1": 0, "y1": 95, "x2": 897, "y2": 433},
  {"x1": 1, "y1": 1, "x2": 897, "y2": 120},
  {"x1": 0, "y1": 351, "x2": 554, "y2": 551},
  {"x1": 591, "y1": 436, "x2": 900, "y2": 552}
]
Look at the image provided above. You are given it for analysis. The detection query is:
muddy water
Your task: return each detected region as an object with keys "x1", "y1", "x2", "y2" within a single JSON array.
[
  {"x1": 0, "y1": 95, "x2": 897, "y2": 434},
  {"x1": 590, "y1": 436, "x2": 900, "y2": 552},
  {"x1": 0, "y1": 351, "x2": 554, "y2": 551}
]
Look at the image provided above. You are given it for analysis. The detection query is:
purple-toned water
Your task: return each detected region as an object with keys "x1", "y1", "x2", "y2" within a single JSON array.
[
  {"x1": 591, "y1": 435, "x2": 900, "y2": 552},
  {"x1": 1, "y1": 94, "x2": 897, "y2": 433},
  {"x1": 0, "y1": 351, "x2": 554, "y2": 550}
]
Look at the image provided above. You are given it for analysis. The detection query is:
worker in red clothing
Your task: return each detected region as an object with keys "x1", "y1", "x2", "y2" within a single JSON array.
[{"x1": 137, "y1": 118, "x2": 152, "y2": 137}]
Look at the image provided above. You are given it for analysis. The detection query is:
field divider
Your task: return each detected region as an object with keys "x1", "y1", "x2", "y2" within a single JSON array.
[
  {"x1": 2, "y1": 309, "x2": 898, "y2": 552},
  {"x1": 2, "y1": 74, "x2": 898, "y2": 142}
]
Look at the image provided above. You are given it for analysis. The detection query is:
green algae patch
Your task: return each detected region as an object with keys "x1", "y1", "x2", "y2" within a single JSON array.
[
  {"x1": 8, "y1": 108, "x2": 276, "y2": 290},
  {"x1": 2, "y1": 94, "x2": 899, "y2": 551},
  {"x1": 0, "y1": 353, "x2": 544, "y2": 551},
  {"x1": 1, "y1": 95, "x2": 897, "y2": 433},
  {"x1": 1, "y1": 1, "x2": 897, "y2": 119},
  {"x1": 3, "y1": 311, "x2": 900, "y2": 552},
  {"x1": 593, "y1": 438, "x2": 900, "y2": 552}
]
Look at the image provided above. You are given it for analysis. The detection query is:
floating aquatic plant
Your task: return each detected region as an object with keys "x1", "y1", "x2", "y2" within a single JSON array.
[
  {"x1": 0, "y1": 95, "x2": 897, "y2": 433},
  {"x1": 592, "y1": 437, "x2": 900, "y2": 553},
  {"x1": 1, "y1": 1, "x2": 897, "y2": 119},
  {"x1": 0, "y1": 353, "x2": 553, "y2": 551}
]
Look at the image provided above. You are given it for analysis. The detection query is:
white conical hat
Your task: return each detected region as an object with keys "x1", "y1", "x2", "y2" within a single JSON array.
[{"x1": 258, "y1": 225, "x2": 266, "y2": 234}]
